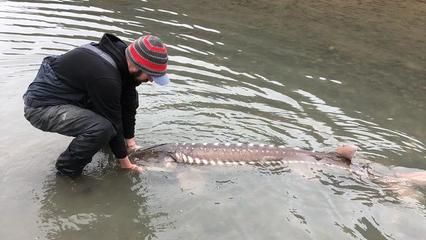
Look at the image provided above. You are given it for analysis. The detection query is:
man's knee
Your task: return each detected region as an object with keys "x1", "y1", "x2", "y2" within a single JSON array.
[
  {"x1": 93, "y1": 119, "x2": 116, "y2": 141},
  {"x1": 24, "y1": 106, "x2": 50, "y2": 130}
]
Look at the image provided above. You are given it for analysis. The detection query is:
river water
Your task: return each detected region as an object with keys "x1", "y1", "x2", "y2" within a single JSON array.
[{"x1": 0, "y1": 0, "x2": 425, "y2": 239}]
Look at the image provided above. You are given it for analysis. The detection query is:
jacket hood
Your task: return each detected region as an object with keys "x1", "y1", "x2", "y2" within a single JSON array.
[{"x1": 98, "y1": 33, "x2": 131, "y2": 80}]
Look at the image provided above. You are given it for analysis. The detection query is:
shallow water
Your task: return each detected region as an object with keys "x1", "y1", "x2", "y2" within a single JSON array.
[{"x1": 0, "y1": 0, "x2": 425, "y2": 239}]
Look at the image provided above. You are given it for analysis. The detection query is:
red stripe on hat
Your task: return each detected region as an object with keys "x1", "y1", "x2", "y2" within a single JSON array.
[
  {"x1": 143, "y1": 36, "x2": 167, "y2": 54},
  {"x1": 129, "y1": 43, "x2": 167, "y2": 72}
]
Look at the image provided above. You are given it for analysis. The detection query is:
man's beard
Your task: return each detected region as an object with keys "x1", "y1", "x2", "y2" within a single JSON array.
[{"x1": 129, "y1": 72, "x2": 147, "y2": 86}]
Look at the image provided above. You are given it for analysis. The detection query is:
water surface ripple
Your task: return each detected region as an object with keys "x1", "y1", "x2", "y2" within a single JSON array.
[{"x1": 0, "y1": 0, "x2": 425, "y2": 239}]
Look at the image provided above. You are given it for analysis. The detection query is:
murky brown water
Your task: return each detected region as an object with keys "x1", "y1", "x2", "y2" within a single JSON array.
[{"x1": 0, "y1": 0, "x2": 425, "y2": 239}]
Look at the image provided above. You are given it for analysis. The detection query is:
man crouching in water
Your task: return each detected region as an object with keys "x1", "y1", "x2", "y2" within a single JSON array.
[{"x1": 23, "y1": 33, "x2": 170, "y2": 176}]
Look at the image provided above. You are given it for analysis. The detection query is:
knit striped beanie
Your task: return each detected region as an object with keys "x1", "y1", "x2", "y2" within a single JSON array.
[{"x1": 125, "y1": 35, "x2": 168, "y2": 77}]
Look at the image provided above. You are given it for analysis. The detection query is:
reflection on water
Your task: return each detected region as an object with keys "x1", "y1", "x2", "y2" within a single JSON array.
[
  {"x1": 142, "y1": 166, "x2": 425, "y2": 239},
  {"x1": 0, "y1": 0, "x2": 425, "y2": 239},
  {"x1": 37, "y1": 173, "x2": 156, "y2": 239}
]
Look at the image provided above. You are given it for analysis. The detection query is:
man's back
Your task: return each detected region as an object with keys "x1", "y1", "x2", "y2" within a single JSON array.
[{"x1": 23, "y1": 47, "x2": 120, "y2": 108}]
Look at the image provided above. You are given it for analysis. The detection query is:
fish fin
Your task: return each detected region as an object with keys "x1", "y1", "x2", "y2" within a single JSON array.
[
  {"x1": 395, "y1": 172, "x2": 426, "y2": 186},
  {"x1": 335, "y1": 144, "x2": 358, "y2": 162}
]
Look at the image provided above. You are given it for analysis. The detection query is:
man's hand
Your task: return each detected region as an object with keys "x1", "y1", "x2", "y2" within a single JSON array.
[
  {"x1": 119, "y1": 156, "x2": 143, "y2": 173},
  {"x1": 126, "y1": 137, "x2": 141, "y2": 153}
]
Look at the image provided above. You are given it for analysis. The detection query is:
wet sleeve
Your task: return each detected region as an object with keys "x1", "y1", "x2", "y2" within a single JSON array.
[{"x1": 86, "y1": 76, "x2": 127, "y2": 158}]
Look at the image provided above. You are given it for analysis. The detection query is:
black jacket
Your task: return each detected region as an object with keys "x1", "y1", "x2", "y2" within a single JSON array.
[{"x1": 23, "y1": 33, "x2": 138, "y2": 158}]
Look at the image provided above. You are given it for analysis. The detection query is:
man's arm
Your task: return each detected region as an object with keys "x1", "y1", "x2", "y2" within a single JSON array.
[
  {"x1": 122, "y1": 84, "x2": 140, "y2": 152},
  {"x1": 87, "y1": 76, "x2": 142, "y2": 172}
]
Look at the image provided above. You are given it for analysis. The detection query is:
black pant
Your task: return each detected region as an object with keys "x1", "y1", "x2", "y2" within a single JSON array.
[{"x1": 24, "y1": 104, "x2": 116, "y2": 176}]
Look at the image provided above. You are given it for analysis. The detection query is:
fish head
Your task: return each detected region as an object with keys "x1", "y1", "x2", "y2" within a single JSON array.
[{"x1": 128, "y1": 144, "x2": 177, "y2": 163}]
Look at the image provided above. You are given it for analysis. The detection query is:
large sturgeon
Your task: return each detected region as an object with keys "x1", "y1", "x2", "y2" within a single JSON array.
[
  {"x1": 130, "y1": 143, "x2": 357, "y2": 168},
  {"x1": 129, "y1": 143, "x2": 426, "y2": 188}
]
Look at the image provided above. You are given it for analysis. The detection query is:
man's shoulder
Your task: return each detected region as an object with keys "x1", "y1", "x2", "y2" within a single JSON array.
[
  {"x1": 70, "y1": 46, "x2": 107, "y2": 61},
  {"x1": 66, "y1": 46, "x2": 120, "y2": 75},
  {"x1": 59, "y1": 46, "x2": 104, "y2": 64}
]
